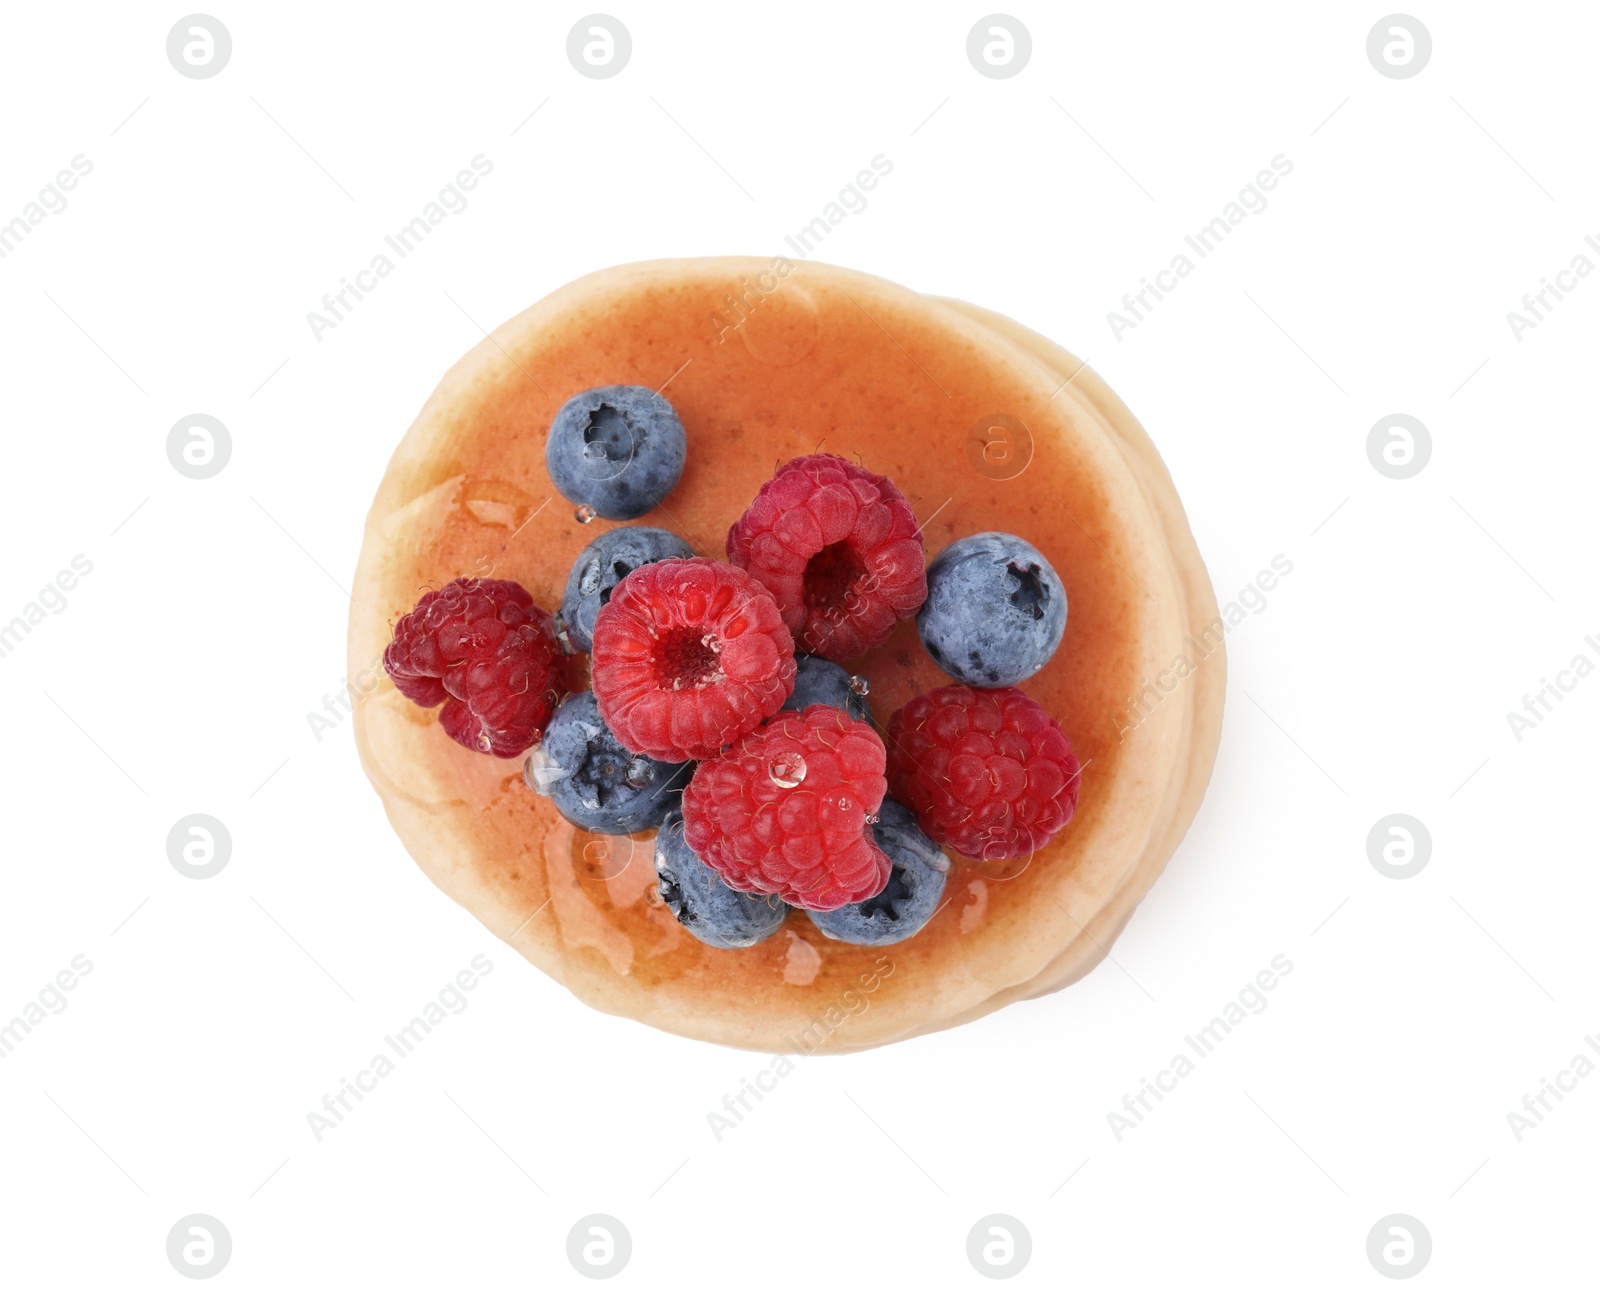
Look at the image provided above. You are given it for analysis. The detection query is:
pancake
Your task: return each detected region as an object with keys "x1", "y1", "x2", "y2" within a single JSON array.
[{"x1": 349, "y1": 258, "x2": 1224, "y2": 1053}]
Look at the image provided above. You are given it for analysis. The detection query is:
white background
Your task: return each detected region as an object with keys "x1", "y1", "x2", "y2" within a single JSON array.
[{"x1": 2, "y1": 1, "x2": 1595, "y2": 1289}]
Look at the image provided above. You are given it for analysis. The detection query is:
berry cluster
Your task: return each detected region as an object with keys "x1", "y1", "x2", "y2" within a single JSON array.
[{"x1": 384, "y1": 386, "x2": 1082, "y2": 950}]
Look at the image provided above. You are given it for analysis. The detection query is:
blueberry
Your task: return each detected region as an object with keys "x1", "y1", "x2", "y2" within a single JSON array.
[
  {"x1": 779, "y1": 654, "x2": 871, "y2": 724},
  {"x1": 560, "y1": 525, "x2": 695, "y2": 652},
  {"x1": 917, "y1": 532, "x2": 1067, "y2": 687},
  {"x1": 654, "y1": 808, "x2": 789, "y2": 948},
  {"x1": 546, "y1": 385, "x2": 687, "y2": 521},
  {"x1": 806, "y1": 798, "x2": 948, "y2": 946},
  {"x1": 526, "y1": 691, "x2": 688, "y2": 834}
]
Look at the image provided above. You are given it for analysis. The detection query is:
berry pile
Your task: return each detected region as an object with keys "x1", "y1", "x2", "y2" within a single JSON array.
[{"x1": 384, "y1": 385, "x2": 1082, "y2": 950}]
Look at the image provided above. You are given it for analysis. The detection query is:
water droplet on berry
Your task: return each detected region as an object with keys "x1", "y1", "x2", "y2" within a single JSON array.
[
  {"x1": 767, "y1": 752, "x2": 807, "y2": 789},
  {"x1": 624, "y1": 755, "x2": 654, "y2": 790},
  {"x1": 551, "y1": 613, "x2": 574, "y2": 654},
  {"x1": 848, "y1": 674, "x2": 870, "y2": 697},
  {"x1": 575, "y1": 504, "x2": 598, "y2": 524},
  {"x1": 523, "y1": 748, "x2": 568, "y2": 794},
  {"x1": 866, "y1": 812, "x2": 880, "y2": 824}
]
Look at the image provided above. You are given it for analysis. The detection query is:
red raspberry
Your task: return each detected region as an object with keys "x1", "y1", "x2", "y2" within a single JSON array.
[
  {"x1": 726, "y1": 453, "x2": 927, "y2": 662},
  {"x1": 384, "y1": 577, "x2": 565, "y2": 758},
  {"x1": 590, "y1": 558, "x2": 796, "y2": 762},
  {"x1": 886, "y1": 684, "x2": 1081, "y2": 861},
  {"x1": 682, "y1": 705, "x2": 891, "y2": 910}
]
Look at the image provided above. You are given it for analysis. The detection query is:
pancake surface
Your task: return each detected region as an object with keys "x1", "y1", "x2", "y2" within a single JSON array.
[{"x1": 349, "y1": 258, "x2": 1223, "y2": 1052}]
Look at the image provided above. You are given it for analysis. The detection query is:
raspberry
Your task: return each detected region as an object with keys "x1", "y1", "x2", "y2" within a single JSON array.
[
  {"x1": 384, "y1": 577, "x2": 565, "y2": 758},
  {"x1": 681, "y1": 705, "x2": 891, "y2": 911},
  {"x1": 886, "y1": 684, "x2": 1080, "y2": 861},
  {"x1": 726, "y1": 453, "x2": 927, "y2": 662},
  {"x1": 590, "y1": 558, "x2": 796, "y2": 762}
]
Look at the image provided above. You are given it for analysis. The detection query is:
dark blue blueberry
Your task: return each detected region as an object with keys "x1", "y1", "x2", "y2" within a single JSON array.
[
  {"x1": 916, "y1": 532, "x2": 1067, "y2": 687},
  {"x1": 806, "y1": 798, "x2": 948, "y2": 946},
  {"x1": 560, "y1": 525, "x2": 695, "y2": 652},
  {"x1": 546, "y1": 385, "x2": 687, "y2": 521},
  {"x1": 779, "y1": 654, "x2": 871, "y2": 724},
  {"x1": 654, "y1": 808, "x2": 789, "y2": 948},
  {"x1": 526, "y1": 691, "x2": 688, "y2": 834}
]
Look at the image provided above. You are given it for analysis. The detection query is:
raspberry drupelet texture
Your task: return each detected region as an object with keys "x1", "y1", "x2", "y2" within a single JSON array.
[
  {"x1": 886, "y1": 684, "x2": 1081, "y2": 861},
  {"x1": 590, "y1": 557, "x2": 796, "y2": 762},
  {"x1": 384, "y1": 577, "x2": 566, "y2": 758},
  {"x1": 725, "y1": 453, "x2": 927, "y2": 662},
  {"x1": 681, "y1": 705, "x2": 892, "y2": 910}
]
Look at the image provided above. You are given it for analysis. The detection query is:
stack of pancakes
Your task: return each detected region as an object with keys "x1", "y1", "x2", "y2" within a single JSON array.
[{"x1": 350, "y1": 258, "x2": 1224, "y2": 1052}]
